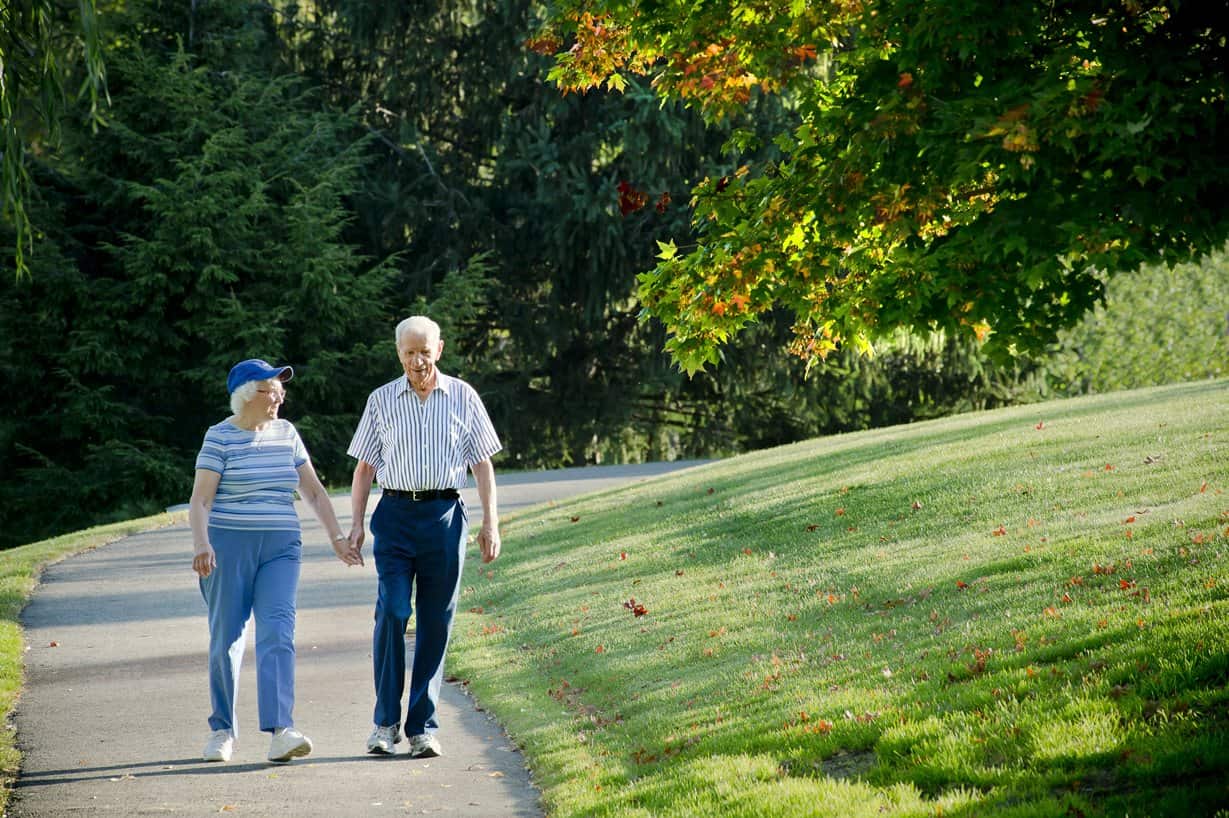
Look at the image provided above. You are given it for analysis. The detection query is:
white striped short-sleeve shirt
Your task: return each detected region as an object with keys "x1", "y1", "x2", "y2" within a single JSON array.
[
  {"x1": 195, "y1": 419, "x2": 308, "y2": 532},
  {"x1": 347, "y1": 372, "x2": 502, "y2": 491}
]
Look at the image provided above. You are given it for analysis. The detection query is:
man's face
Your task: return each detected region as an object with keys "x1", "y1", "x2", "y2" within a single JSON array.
[{"x1": 398, "y1": 330, "x2": 443, "y2": 388}]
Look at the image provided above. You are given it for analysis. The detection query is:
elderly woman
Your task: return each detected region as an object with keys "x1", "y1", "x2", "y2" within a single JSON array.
[{"x1": 188, "y1": 359, "x2": 362, "y2": 763}]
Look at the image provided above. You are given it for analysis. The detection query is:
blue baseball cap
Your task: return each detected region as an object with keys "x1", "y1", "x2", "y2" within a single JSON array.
[{"x1": 227, "y1": 359, "x2": 294, "y2": 394}]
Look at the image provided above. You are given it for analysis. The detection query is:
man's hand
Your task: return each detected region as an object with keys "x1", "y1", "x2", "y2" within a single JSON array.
[
  {"x1": 477, "y1": 521, "x2": 501, "y2": 563},
  {"x1": 347, "y1": 523, "x2": 367, "y2": 565}
]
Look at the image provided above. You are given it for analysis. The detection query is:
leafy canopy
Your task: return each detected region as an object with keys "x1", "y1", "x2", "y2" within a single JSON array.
[{"x1": 538, "y1": 1, "x2": 1229, "y2": 372}]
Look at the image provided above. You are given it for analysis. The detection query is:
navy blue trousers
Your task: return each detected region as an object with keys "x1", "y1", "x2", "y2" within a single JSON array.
[{"x1": 369, "y1": 495, "x2": 467, "y2": 735}]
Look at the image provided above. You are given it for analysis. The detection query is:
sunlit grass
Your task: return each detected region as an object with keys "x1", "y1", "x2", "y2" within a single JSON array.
[
  {"x1": 450, "y1": 380, "x2": 1229, "y2": 817},
  {"x1": 0, "y1": 511, "x2": 186, "y2": 810}
]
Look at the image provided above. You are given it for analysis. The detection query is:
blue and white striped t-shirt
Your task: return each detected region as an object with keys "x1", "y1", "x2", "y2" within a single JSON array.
[
  {"x1": 347, "y1": 372, "x2": 502, "y2": 491},
  {"x1": 195, "y1": 419, "x2": 309, "y2": 531}
]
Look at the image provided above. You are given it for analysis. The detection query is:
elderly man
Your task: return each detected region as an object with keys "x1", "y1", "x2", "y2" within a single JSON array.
[{"x1": 346, "y1": 316, "x2": 502, "y2": 758}]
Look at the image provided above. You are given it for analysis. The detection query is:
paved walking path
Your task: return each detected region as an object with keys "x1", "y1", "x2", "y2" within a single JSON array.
[{"x1": 12, "y1": 462, "x2": 708, "y2": 817}]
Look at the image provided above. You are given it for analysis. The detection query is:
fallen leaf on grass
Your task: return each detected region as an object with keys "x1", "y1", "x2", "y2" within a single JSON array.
[{"x1": 622, "y1": 598, "x2": 648, "y2": 617}]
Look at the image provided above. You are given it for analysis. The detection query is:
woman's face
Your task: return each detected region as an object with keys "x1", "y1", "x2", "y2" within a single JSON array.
[{"x1": 252, "y1": 379, "x2": 286, "y2": 419}]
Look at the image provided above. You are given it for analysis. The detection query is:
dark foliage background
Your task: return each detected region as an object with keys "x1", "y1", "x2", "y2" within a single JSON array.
[{"x1": 2, "y1": 0, "x2": 1223, "y2": 550}]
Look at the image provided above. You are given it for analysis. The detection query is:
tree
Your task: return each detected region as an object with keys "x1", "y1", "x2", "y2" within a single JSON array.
[
  {"x1": 1, "y1": 0, "x2": 107, "y2": 277},
  {"x1": 539, "y1": 1, "x2": 1229, "y2": 372},
  {"x1": 0, "y1": 0, "x2": 394, "y2": 548}
]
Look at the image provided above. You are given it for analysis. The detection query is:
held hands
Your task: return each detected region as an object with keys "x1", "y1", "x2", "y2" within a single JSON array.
[
  {"x1": 192, "y1": 544, "x2": 216, "y2": 578},
  {"x1": 478, "y1": 521, "x2": 501, "y2": 564},
  {"x1": 331, "y1": 532, "x2": 364, "y2": 567}
]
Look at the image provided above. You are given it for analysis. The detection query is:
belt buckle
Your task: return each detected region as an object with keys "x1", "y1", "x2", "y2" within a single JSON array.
[{"x1": 410, "y1": 489, "x2": 426, "y2": 501}]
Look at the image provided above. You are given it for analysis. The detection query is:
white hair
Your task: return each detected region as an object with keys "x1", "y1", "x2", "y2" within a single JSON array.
[
  {"x1": 229, "y1": 378, "x2": 281, "y2": 415},
  {"x1": 395, "y1": 315, "x2": 441, "y2": 346}
]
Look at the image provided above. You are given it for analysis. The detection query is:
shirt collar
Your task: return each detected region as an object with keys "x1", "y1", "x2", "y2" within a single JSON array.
[{"x1": 397, "y1": 371, "x2": 452, "y2": 397}]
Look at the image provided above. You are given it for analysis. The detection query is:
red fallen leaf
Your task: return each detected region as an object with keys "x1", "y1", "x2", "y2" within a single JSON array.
[
  {"x1": 805, "y1": 524, "x2": 819, "y2": 532},
  {"x1": 1104, "y1": 463, "x2": 1115, "y2": 471},
  {"x1": 1199, "y1": 480, "x2": 1208, "y2": 493},
  {"x1": 1125, "y1": 516, "x2": 1136, "y2": 523},
  {"x1": 468, "y1": 606, "x2": 485, "y2": 614},
  {"x1": 1061, "y1": 593, "x2": 1072, "y2": 604},
  {"x1": 620, "y1": 551, "x2": 627, "y2": 560},
  {"x1": 1035, "y1": 421, "x2": 1045, "y2": 430},
  {"x1": 49, "y1": 641, "x2": 59, "y2": 648},
  {"x1": 956, "y1": 581, "x2": 969, "y2": 590},
  {"x1": 655, "y1": 191, "x2": 671, "y2": 214},
  {"x1": 897, "y1": 71, "x2": 913, "y2": 89},
  {"x1": 911, "y1": 500, "x2": 922, "y2": 510},
  {"x1": 835, "y1": 507, "x2": 846, "y2": 516},
  {"x1": 992, "y1": 525, "x2": 1007, "y2": 536},
  {"x1": 742, "y1": 547, "x2": 752, "y2": 555},
  {"x1": 595, "y1": 645, "x2": 605, "y2": 653},
  {"x1": 1120, "y1": 579, "x2": 1135, "y2": 590}
]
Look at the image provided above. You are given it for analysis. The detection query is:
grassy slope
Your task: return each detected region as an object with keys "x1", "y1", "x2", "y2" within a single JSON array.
[
  {"x1": 0, "y1": 512, "x2": 187, "y2": 811},
  {"x1": 450, "y1": 381, "x2": 1229, "y2": 818}
]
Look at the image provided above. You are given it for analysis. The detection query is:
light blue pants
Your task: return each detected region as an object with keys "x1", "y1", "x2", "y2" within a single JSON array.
[
  {"x1": 200, "y1": 527, "x2": 301, "y2": 737},
  {"x1": 369, "y1": 496, "x2": 467, "y2": 735}
]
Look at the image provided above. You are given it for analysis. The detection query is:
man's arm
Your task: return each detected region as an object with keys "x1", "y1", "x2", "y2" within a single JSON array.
[
  {"x1": 471, "y1": 458, "x2": 500, "y2": 563},
  {"x1": 348, "y1": 459, "x2": 376, "y2": 556}
]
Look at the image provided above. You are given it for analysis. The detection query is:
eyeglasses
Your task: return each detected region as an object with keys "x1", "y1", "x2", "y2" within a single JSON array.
[{"x1": 256, "y1": 389, "x2": 286, "y2": 402}]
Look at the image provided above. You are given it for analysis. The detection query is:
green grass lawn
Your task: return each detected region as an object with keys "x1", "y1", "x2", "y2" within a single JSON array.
[
  {"x1": 0, "y1": 511, "x2": 186, "y2": 811},
  {"x1": 449, "y1": 380, "x2": 1229, "y2": 817}
]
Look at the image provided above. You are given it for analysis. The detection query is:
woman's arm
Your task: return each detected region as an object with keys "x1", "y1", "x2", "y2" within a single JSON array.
[
  {"x1": 297, "y1": 461, "x2": 363, "y2": 566},
  {"x1": 189, "y1": 469, "x2": 221, "y2": 578}
]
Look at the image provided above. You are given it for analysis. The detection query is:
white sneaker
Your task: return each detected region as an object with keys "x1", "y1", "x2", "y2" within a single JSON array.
[
  {"x1": 366, "y1": 724, "x2": 400, "y2": 755},
  {"x1": 407, "y1": 733, "x2": 442, "y2": 759},
  {"x1": 203, "y1": 729, "x2": 234, "y2": 762},
  {"x1": 268, "y1": 727, "x2": 313, "y2": 762}
]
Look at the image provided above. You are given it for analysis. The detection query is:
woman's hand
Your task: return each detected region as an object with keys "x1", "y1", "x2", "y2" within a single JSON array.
[{"x1": 193, "y1": 543, "x2": 216, "y2": 578}]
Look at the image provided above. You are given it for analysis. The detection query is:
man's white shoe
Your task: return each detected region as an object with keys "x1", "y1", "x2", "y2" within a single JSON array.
[
  {"x1": 366, "y1": 724, "x2": 400, "y2": 755},
  {"x1": 202, "y1": 730, "x2": 234, "y2": 762},
  {"x1": 407, "y1": 733, "x2": 442, "y2": 759},
  {"x1": 268, "y1": 727, "x2": 313, "y2": 762}
]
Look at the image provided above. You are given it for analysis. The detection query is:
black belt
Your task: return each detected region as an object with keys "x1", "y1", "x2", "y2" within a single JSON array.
[{"x1": 381, "y1": 488, "x2": 460, "y2": 501}]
